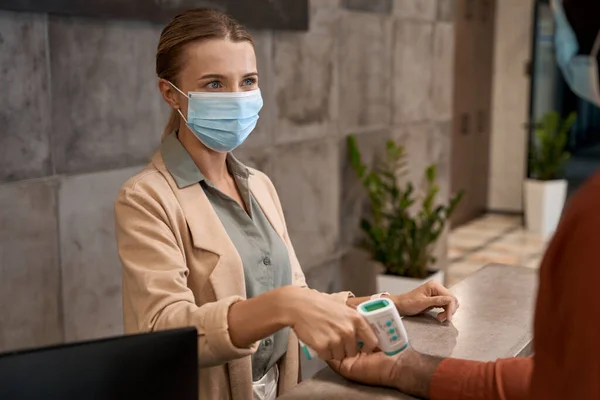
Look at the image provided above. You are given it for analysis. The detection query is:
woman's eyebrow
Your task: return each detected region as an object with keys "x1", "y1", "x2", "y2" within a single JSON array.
[
  {"x1": 197, "y1": 72, "x2": 259, "y2": 81},
  {"x1": 197, "y1": 74, "x2": 226, "y2": 81}
]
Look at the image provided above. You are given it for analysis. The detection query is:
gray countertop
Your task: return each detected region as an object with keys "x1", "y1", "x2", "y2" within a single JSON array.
[{"x1": 280, "y1": 264, "x2": 538, "y2": 399}]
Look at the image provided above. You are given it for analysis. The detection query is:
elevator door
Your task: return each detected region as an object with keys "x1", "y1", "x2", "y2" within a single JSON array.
[{"x1": 451, "y1": 0, "x2": 496, "y2": 227}]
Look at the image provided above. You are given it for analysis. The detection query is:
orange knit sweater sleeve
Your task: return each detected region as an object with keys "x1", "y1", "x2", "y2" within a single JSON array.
[
  {"x1": 429, "y1": 357, "x2": 532, "y2": 400},
  {"x1": 429, "y1": 172, "x2": 600, "y2": 400}
]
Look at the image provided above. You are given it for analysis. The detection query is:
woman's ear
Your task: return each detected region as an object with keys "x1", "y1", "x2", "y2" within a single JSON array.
[{"x1": 158, "y1": 78, "x2": 181, "y2": 110}]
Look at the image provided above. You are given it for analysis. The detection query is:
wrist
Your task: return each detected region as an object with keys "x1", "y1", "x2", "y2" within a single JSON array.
[
  {"x1": 391, "y1": 293, "x2": 411, "y2": 315},
  {"x1": 370, "y1": 292, "x2": 391, "y2": 300},
  {"x1": 273, "y1": 285, "x2": 302, "y2": 327},
  {"x1": 393, "y1": 348, "x2": 443, "y2": 398}
]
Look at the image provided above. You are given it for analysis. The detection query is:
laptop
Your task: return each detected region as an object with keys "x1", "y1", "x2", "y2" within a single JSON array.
[{"x1": 0, "y1": 327, "x2": 198, "y2": 400}]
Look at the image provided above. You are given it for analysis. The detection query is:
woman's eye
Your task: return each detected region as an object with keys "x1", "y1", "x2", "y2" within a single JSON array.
[
  {"x1": 242, "y1": 78, "x2": 257, "y2": 87},
  {"x1": 207, "y1": 81, "x2": 222, "y2": 89}
]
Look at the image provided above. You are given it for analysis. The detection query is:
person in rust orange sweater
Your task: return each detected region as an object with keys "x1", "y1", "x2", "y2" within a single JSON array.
[
  {"x1": 330, "y1": 171, "x2": 600, "y2": 399},
  {"x1": 329, "y1": 0, "x2": 600, "y2": 398}
]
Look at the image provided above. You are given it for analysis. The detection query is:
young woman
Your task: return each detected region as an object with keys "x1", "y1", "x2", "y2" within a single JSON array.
[{"x1": 114, "y1": 8, "x2": 458, "y2": 400}]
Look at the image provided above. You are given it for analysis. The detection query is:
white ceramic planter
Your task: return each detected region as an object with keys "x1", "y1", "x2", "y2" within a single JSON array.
[
  {"x1": 376, "y1": 269, "x2": 445, "y2": 294},
  {"x1": 524, "y1": 179, "x2": 567, "y2": 238}
]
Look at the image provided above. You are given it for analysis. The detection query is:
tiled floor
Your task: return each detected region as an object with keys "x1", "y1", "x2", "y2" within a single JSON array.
[{"x1": 446, "y1": 214, "x2": 548, "y2": 287}]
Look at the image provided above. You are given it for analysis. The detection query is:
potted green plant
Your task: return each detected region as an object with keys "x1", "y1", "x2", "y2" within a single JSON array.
[
  {"x1": 525, "y1": 111, "x2": 576, "y2": 238},
  {"x1": 347, "y1": 135, "x2": 463, "y2": 293}
]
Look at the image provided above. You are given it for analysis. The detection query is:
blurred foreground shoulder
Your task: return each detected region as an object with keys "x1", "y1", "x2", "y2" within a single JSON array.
[{"x1": 560, "y1": 171, "x2": 600, "y2": 223}]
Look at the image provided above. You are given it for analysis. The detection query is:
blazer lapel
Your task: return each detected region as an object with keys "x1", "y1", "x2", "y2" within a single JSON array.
[
  {"x1": 249, "y1": 176, "x2": 286, "y2": 237},
  {"x1": 151, "y1": 153, "x2": 247, "y2": 301}
]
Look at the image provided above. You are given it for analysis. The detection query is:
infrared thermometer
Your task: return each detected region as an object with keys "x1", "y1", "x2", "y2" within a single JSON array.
[
  {"x1": 299, "y1": 297, "x2": 409, "y2": 360},
  {"x1": 357, "y1": 297, "x2": 409, "y2": 355}
]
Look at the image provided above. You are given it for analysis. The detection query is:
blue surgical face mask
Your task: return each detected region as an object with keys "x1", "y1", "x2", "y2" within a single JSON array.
[
  {"x1": 552, "y1": 0, "x2": 600, "y2": 106},
  {"x1": 169, "y1": 82, "x2": 263, "y2": 152}
]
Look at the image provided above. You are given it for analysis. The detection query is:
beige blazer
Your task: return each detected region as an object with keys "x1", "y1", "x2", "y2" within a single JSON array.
[{"x1": 114, "y1": 152, "x2": 351, "y2": 400}]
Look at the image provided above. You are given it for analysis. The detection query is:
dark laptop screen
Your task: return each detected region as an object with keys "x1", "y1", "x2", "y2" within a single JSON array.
[{"x1": 0, "y1": 327, "x2": 198, "y2": 400}]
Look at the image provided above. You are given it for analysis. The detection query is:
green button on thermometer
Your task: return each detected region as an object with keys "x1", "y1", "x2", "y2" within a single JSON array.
[{"x1": 299, "y1": 298, "x2": 409, "y2": 360}]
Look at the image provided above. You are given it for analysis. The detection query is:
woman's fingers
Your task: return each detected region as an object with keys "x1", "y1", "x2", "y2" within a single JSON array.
[
  {"x1": 331, "y1": 340, "x2": 347, "y2": 360},
  {"x1": 427, "y1": 295, "x2": 454, "y2": 307},
  {"x1": 427, "y1": 282, "x2": 460, "y2": 319},
  {"x1": 344, "y1": 335, "x2": 359, "y2": 358},
  {"x1": 436, "y1": 310, "x2": 448, "y2": 322},
  {"x1": 315, "y1": 345, "x2": 333, "y2": 361},
  {"x1": 291, "y1": 290, "x2": 385, "y2": 361},
  {"x1": 424, "y1": 294, "x2": 458, "y2": 321},
  {"x1": 355, "y1": 314, "x2": 378, "y2": 354}
]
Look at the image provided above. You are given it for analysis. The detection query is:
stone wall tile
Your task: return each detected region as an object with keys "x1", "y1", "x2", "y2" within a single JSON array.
[
  {"x1": 393, "y1": 21, "x2": 433, "y2": 124},
  {"x1": 437, "y1": 0, "x2": 455, "y2": 21},
  {"x1": 432, "y1": 22, "x2": 454, "y2": 121},
  {"x1": 304, "y1": 259, "x2": 342, "y2": 294},
  {"x1": 232, "y1": 146, "x2": 273, "y2": 177},
  {"x1": 49, "y1": 17, "x2": 167, "y2": 174},
  {"x1": 340, "y1": 248, "x2": 378, "y2": 297},
  {"x1": 339, "y1": 12, "x2": 393, "y2": 132},
  {"x1": 0, "y1": 179, "x2": 62, "y2": 351},
  {"x1": 394, "y1": 0, "x2": 437, "y2": 21},
  {"x1": 0, "y1": 12, "x2": 52, "y2": 183},
  {"x1": 273, "y1": 3, "x2": 339, "y2": 143},
  {"x1": 270, "y1": 139, "x2": 339, "y2": 268},
  {"x1": 59, "y1": 166, "x2": 142, "y2": 341},
  {"x1": 432, "y1": 120, "x2": 452, "y2": 203}
]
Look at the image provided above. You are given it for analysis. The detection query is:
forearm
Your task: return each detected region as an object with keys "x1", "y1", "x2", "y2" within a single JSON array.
[{"x1": 227, "y1": 285, "x2": 294, "y2": 348}]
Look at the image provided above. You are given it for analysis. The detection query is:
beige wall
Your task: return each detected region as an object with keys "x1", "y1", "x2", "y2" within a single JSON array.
[{"x1": 487, "y1": 0, "x2": 535, "y2": 212}]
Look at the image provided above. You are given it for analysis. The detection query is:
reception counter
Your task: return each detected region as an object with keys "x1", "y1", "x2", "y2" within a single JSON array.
[{"x1": 280, "y1": 264, "x2": 538, "y2": 400}]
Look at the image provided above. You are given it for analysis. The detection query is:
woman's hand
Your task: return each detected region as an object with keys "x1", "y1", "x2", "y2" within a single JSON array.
[
  {"x1": 327, "y1": 349, "x2": 401, "y2": 389},
  {"x1": 327, "y1": 347, "x2": 442, "y2": 398},
  {"x1": 280, "y1": 287, "x2": 379, "y2": 361},
  {"x1": 392, "y1": 281, "x2": 459, "y2": 322}
]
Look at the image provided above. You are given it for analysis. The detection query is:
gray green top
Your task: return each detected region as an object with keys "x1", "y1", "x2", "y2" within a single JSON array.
[{"x1": 161, "y1": 132, "x2": 292, "y2": 381}]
